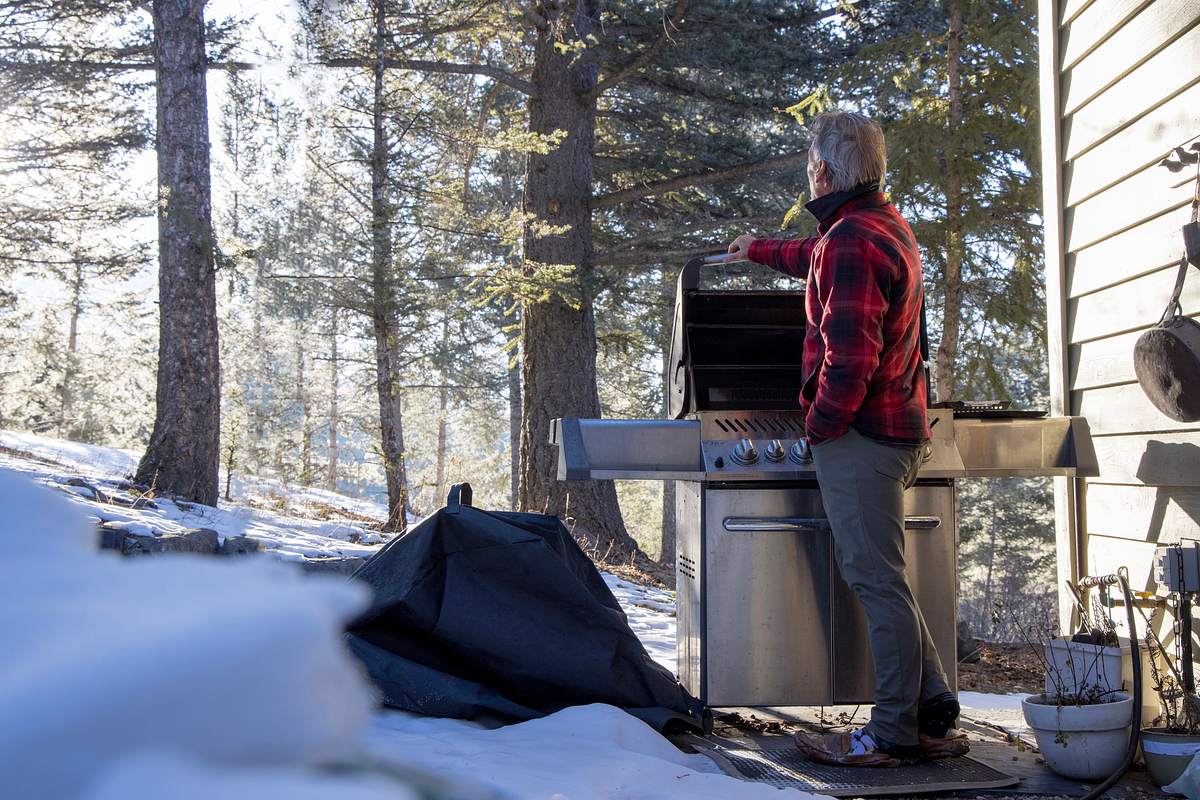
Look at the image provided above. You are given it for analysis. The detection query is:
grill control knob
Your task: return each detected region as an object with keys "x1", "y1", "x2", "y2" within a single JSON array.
[
  {"x1": 731, "y1": 438, "x2": 759, "y2": 465},
  {"x1": 922, "y1": 443, "x2": 934, "y2": 463},
  {"x1": 765, "y1": 439, "x2": 786, "y2": 462},
  {"x1": 788, "y1": 438, "x2": 813, "y2": 465}
]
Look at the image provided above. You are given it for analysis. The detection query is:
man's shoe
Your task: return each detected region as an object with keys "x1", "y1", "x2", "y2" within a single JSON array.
[
  {"x1": 919, "y1": 730, "x2": 971, "y2": 759},
  {"x1": 918, "y1": 692, "x2": 960, "y2": 738},
  {"x1": 793, "y1": 727, "x2": 920, "y2": 768}
]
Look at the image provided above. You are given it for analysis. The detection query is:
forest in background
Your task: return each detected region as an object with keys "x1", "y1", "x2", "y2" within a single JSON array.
[{"x1": 1, "y1": 0, "x2": 1051, "y2": 639}]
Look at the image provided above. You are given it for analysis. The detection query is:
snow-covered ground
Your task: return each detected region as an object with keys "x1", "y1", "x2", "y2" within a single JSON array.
[
  {"x1": 0, "y1": 431, "x2": 1028, "y2": 799},
  {"x1": 960, "y1": 690, "x2": 1031, "y2": 737},
  {"x1": 0, "y1": 429, "x2": 388, "y2": 562}
]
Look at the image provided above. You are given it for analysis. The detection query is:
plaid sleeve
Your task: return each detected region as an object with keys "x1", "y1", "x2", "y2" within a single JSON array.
[
  {"x1": 805, "y1": 238, "x2": 893, "y2": 444},
  {"x1": 747, "y1": 237, "x2": 818, "y2": 278}
]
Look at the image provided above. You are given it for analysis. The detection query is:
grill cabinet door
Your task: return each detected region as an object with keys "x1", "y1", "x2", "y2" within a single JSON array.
[{"x1": 699, "y1": 486, "x2": 833, "y2": 707}]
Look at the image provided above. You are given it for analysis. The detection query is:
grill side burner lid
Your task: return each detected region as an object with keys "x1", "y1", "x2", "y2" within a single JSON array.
[{"x1": 667, "y1": 257, "x2": 806, "y2": 419}]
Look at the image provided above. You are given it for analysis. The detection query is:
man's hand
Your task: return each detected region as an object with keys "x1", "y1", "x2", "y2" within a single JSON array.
[{"x1": 726, "y1": 234, "x2": 755, "y2": 263}]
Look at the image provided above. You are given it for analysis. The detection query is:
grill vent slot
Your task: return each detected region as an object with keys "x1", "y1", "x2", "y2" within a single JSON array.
[
  {"x1": 678, "y1": 554, "x2": 698, "y2": 581},
  {"x1": 712, "y1": 416, "x2": 805, "y2": 435}
]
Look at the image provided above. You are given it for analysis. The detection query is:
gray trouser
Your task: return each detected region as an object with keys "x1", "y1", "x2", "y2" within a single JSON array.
[{"x1": 812, "y1": 426, "x2": 951, "y2": 746}]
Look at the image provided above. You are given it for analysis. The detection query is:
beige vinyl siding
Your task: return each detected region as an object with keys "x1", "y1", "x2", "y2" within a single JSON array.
[
  {"x1": 1041, "y1": 0, "x2": 1200, "y2": 607},
  {"x1": 1061, "y1": 0, "x2": 1200, "y2": 119}
]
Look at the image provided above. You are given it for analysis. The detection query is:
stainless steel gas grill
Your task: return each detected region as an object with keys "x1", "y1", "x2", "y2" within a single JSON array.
[{"x1": 551, "y1": 257, "x2": 1098, "y2": 709}]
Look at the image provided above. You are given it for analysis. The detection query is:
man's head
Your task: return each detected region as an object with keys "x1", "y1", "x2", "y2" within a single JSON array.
[{"x1": 806, "y1": 111, "x2": 887, "y2": 199}]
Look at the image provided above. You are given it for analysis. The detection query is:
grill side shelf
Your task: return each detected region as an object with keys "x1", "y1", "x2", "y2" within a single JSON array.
[{"x1": 550, "y1": 418, "x2": 704, "y2": 481}]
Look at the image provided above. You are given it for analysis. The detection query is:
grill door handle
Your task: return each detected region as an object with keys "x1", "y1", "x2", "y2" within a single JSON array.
[
  {"x1": 723, "y1": 517, "x2": 828, "y2": 532},
  {"x1": 722, "y1": 516, "x2": 941, "y2": 532}
]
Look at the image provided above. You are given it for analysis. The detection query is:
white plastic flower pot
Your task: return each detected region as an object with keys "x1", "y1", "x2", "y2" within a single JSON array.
[
  {"x1": 1021, "y1": 692, "x2": 1133, "y2": 781},
  {"x1": 1141, "y1": 728, "x2": 1200, "y2": 787}
]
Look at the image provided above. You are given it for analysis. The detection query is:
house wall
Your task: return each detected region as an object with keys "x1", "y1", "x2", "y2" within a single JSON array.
[{"x1": 1040, "y1": 0, "x2": 1200, "y2": 628}]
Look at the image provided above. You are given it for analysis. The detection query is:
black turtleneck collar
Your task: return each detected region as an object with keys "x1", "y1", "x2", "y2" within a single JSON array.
[{"x1": 804, "y1": 181, "x2": 881, "y2": 224}]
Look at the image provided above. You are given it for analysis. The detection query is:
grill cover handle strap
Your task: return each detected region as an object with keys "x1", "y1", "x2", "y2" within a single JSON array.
[
  {"x1": 723, "y1": 516, "x2": 941, "y2": 532},
  {"x1": 446, "y1": 483, "x2": 473, "y2": 514}
]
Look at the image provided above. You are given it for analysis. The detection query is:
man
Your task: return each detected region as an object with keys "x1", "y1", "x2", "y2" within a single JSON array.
[{"x1": 727, "y1": 111, "x2": 967, "y2": 767}]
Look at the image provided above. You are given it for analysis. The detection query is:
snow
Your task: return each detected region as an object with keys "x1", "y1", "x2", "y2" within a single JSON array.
[
  {"x1": 0, "y1": 472, "x2": 377, "y2": 799},
  {"x1": 0, "y1": 428, "x2": 388, "y2": 561},
  {"x1": 0, "y1": 439, "x2": 833, "y2": 799},
  {"x1": 959, "y1": 691, "x2": 1032, "y2": 736},
  {"x1": 604, "y1": 573, "x2": 677, "y2": 674},
  {"x1": 363, "y1": 704, "x2": 806, "y2": 800},
  {"x1": 84, "y1": 754, "x2": 421, "y2": 800}
]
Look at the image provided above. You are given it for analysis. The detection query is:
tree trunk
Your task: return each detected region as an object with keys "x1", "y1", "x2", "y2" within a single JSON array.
[
  {"x1": 508, "y1": 308, "x2": 521, "y2": 511},
  {"x1": 60, "y1": 261, "x2": 84, "y2": 438},
  {"x1": 327, "y1": 305, "x2": 340, "y2": 493},
  {"x1": 435, "y1": 316, "x2": 450, "y2": 505},
  {"x1": 135, "y1": 0, "x2": 220, "y2": 505},
  {"x1": 982, "y1": 515, "x2": 998, "y2": 638},
  {"x1": 658, "y1": 268, "x2": 677, "y2": 566},
  {"x1": 370, "y1": 0, "x2": 408, "y2": 531},
  {"x1": 934, "y1": 0, "x2": 965, "y2": 403},
  {"x1": 297, "y1": 337, "x2": 312, "y2": 485},
  {"x1": 518, "y1": 0, "x2": 638, "y2": 559}
]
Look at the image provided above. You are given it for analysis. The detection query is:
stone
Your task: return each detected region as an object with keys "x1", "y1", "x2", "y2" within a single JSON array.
[
  {"x1": 97, "y1": 522, "x2": 127, "y2": 551},
  {"x1": 218, "y1": 535, "x2": 260, "y2": 555},
  {"x1": 297, "y1": 557, "x2": 365, "y2": 576},
  {"x1": 122, "y1": 527, "x2": 219, "y2": 556}
]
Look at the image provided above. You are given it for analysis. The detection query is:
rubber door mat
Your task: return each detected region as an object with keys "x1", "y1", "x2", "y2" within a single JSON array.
[{"x1": 686, "y1": 737, "x2": 1019, "y2": 797}]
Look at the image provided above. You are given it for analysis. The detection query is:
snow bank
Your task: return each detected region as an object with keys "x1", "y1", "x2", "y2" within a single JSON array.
[
  {"x1": 0, "y1": 471, "x2": 377, "y2": 799},
  {"x1": 83, "y1": 753, "x2": 420, "y2": 800},
  {"x1": 365, "y1": 704, "x2": 821, "y2": 800}
]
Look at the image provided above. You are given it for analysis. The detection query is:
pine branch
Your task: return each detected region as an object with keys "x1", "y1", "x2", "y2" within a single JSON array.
[
  {"x1": 592, "y1": 152, "x2": 807, "y2": 208},
  {"x1": 0, "y1": 56, "x2": 534, "y2": 95},
  {"x1": 625, "y1": 73, "x2": 780, "y2": 116},
  {"x1": 589, "y1": 0, "x2": 688, "y2": 100},
  {"x1": 0, "y1": 59, "x2": 256, "y2": 72},
  {"x1": 599, "y1": 214, "x2": 782, "y2": 251},
  {"x1": 321, "y1": 57, "x2": 533, "y2": 95}
]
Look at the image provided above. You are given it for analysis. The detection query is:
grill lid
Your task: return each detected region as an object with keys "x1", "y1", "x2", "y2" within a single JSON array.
[{"x1": 667, "y1": 257, "x2": 806, "y2": 418}]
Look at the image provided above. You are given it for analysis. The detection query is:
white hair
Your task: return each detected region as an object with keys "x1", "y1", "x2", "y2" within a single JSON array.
[{"x1": 809, "y1": 111, "x2": 887, "y2": 192}]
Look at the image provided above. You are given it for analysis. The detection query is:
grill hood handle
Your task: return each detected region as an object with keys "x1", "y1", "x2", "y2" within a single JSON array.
[{"x1": 682, "y1": 254, "x2": 750, "y2": 289}]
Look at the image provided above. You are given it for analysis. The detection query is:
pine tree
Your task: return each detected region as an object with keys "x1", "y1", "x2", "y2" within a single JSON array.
[
  {"x1": 135, "y1": 0, "x2": 221, "y2": 504},
  {"x1": 830, "y1": 0, "x2": 1044, "y2": 403}
]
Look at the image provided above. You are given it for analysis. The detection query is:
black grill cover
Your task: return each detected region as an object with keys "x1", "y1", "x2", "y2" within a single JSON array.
[{"x1": 345, "y1": 484, "x2": 707, "y2": 733}]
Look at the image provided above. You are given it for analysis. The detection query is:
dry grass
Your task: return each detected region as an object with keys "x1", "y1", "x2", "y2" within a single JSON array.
[{"x1": 958, "y1": 642, "x2": 1045, "y2": 695}]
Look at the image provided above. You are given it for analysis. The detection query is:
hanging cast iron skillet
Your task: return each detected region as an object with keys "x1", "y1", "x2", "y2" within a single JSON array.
[{"x1": 1135, "y1": 196, "x2": 1200, "y2": 422}]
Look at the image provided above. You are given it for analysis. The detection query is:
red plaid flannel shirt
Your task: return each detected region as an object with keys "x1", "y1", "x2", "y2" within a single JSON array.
[{"x1": 747, "y1": 190, "x2": 930, "y2": 446}]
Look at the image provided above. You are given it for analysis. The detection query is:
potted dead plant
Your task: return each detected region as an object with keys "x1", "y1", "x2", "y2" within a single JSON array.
[
  {"x1": 1006, "y1": 603, "x2": 1135, "y2": 781},
  {"x1": 1139, "y1": 599, "x2": 1200, "y2": 788}
]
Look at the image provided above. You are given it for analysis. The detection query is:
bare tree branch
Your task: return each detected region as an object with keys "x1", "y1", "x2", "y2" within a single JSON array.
[{"x1": 591, "y1": 152, "x2": 807, "y2": 208}]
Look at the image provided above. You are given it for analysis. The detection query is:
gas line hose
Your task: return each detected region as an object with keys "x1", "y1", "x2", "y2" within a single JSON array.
[{"x1": 1074, "y1": 567, "x2": 1142, "y2": 800}]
